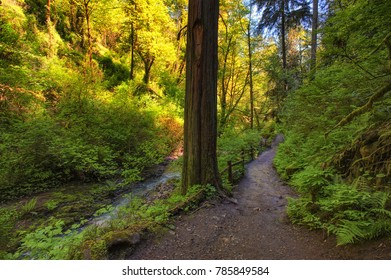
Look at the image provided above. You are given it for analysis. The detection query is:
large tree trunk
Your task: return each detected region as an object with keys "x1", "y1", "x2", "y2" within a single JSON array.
[
  {"x1": 310, "y1": 0, "x2": 319, "y2": 74},
  {"x1": 182, "y1": 0, "x2": 221, "y2": 194}
]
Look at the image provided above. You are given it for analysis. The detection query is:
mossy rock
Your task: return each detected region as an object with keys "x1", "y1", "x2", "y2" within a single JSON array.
[
  {"x1": 80, "y1": 239, "x2": 108, "y2": 260},
  {"x1": 103, "y1": 230, "x2": 141, "y2": 249}
]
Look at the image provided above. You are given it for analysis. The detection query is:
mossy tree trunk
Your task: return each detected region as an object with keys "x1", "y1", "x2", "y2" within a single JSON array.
[{"x1": 182, "y1": 0, "x2": 221, "y2": 194}]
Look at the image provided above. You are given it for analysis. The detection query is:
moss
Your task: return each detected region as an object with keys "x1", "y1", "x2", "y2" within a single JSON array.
[
  {"x1": 104, "y1": 229, "x2": 141, "y2": 247},
  {"x1": 90, "y1": 239, "x2": 108, "y2": 260},
  {"x1": 78, "y1": 230, "x2": 142, "y2": 260},
  {"x1": 79, "y1": 239, "x2": 107, "y2": 260}
]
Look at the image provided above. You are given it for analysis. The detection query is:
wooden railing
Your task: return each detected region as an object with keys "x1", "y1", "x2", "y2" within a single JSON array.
[{"x1": 220, "y1": 145, "x2": 257, "y2": 185}]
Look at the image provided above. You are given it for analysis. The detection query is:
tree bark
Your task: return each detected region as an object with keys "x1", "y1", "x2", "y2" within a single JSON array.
[
  {"x1": 46, "y1": 0, "x2": 54, "y2": 57},
  {"x1": 182, "y1": 0, "x2": 221, "y2": 194},
  {"x1": 247, "y1": 4, "x2": 254, "y2": 129},
  {"x1": 84, "y1": 0, "x2": 93, "y2": 68},
  {"x1": 281, "y1": 0, "x2": 287, "y2": 70},
  {"x1": 281, "y1": 0, "x2": 288, "y2": 93},
  {"x1": 310, "y1": 0, "x2": 318, "y2": 74},
  {"x1": 141, "y1": 56, "x2": 154, "y2": 85},
  {"x1": 130, "y1": 23, "x2": 135, "y2": 80},
  {"x1": 219, "y1": 14, "x2": 231, "y2": 131}
]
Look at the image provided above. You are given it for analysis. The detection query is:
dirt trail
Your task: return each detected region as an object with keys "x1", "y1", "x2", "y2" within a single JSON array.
[{"x1": 129, "y1": 137, "x2": 391, "y2": 260}]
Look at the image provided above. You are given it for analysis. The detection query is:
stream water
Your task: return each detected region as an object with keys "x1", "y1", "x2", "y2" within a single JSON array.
[
  {"x1": 18, "y1": 169, "x2": 180, "y2": 259},
  {"x1": 87, "y1": 171, "x2": 181, "y2": 227}
]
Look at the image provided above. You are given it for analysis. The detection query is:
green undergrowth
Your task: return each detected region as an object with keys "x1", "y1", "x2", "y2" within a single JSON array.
[
  {"x1": 274, "y1": 0, "x2": 391, "y2": 245},
  {"x1": 0, "y1": 127, "x2": 266, "y2": 260},
  {"x1": 276, "y1": 126, "x2": 391, "y2": 245},
  {"x1": 0, "y1": 179, "x2": 128, "y2": 259},
  {"x1": 275, "y1": 99, "x2": 391, "y2": 245},
  {"x1": 287, "y1": 182, "x2": 391, "y2": 245},
  {"x1": 0, "y1": 81, "x2": 183, "y2": 202},
  {"x1": 2, "y1": 182, "x2": 215, "y2": 260},
  {"x1": 218, "y1": 128, "x2": 268, "y2": 190},
  {"x1": 0, "y1": 1, "x2": 184, "y2": 202}
]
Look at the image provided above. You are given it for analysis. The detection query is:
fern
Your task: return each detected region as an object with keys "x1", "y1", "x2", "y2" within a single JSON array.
[
  {"x1": 369, "y1": 208, "x2": 391, "y2": 219},
  {"x1": 365, "y1": 192, "x2": 389, "y2": 209},
  {"x1": 286, "y1": 197, "x2": 323, "y2": 229},
  {"x1": 20, "y1": 197, "x2": 37, "y2": 215},
  {"x1": 335, "y1": 218, "x2": 391, "y2": 246},
  {"x1": 334, "y1": 220, "x2": 371, "y2": 245},
  {"x1": 288, "y1": 182, "x2": 391, "y2": 245},
  {"x1": 290, "y1": 166, "x2": 333, "y2": 192},
  {"x1": 370, "y1": 220, "x2": 391, "y2": 239}
]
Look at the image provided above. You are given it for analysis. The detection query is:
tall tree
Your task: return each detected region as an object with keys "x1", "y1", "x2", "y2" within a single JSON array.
[
  {"x1": 218, "y1": 0, "x2": 249, "y2": 131},
  {"x1": 130, "y1": 22, "x2": 135, "y2": 80},
  {"x1": 126, "y1": 0, "x2": 176, "y2": 86},
  {"x1": 182, "y1": 0, "x2": 221, "y2": 194},
  {"x1": 255, "y1": 0, "x2": 310, "y2": 71},
  {"x1": 74, "y1": 0, "x2": 94, "y2": 68},
  {"x1": 310, "y1": 0, "x2": 318, "y2": 74},
  {"x1": 247, "y1": 2, "x2": 254, "y2": 129},
  {"x1": 46, "y1": 0, "x2": 53, "y2": 57},
  {"x1": 167, "y1": 0, "x2": 187, "y2": 82}
]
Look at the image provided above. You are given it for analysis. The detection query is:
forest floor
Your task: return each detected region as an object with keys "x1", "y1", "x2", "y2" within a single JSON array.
[{"x1": 128, "y1": 137, "x2": 391, "y2": 260}]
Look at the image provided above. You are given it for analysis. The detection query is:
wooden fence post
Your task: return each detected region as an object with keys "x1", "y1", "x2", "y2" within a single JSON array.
[
  {"x1": 227, "y1": 161, "x2": 233, "y2": 185},
  {"x1": 221, "y1": 145, "x2": 258, "y2": 185}
]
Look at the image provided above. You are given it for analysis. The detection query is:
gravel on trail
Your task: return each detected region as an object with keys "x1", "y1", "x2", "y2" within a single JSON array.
[{"x1": 128, "y1": 138, "x2": 391, "y2": 260}]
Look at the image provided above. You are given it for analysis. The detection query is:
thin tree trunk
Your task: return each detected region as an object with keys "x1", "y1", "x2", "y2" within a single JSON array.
[
  {"x1": 182, "y1": 0, "x2": 221, "y2": 194},
  {"x1": 84, "y1": 0, "x2": 93, "y2": 68},
  {"x1": 247, "y1": 4, "x2": 254, "y2": 129},
  {"x1": 281, "y1": 0, "x2": 288, "y2": 94},
  {"x1": 130, "y1": 23, "x2": 135, "y2": 80},
  {"x1": 310, "y1": 0, "x2": 319, "y2": 74},
  {"x1": 281, "y1": 0, "x2": 287, "y2": 70},
  {"x1": 219, "y1": 15, "x2": 231, "y2": 131},
  {"x1": 142, "y1": 57, "x2": 154, "y2": 85},
  {"x1": 46, "y1": 0, "x2": 53, "y2": 57}
]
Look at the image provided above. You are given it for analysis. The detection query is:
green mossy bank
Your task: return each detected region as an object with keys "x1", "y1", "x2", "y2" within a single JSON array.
[{"x1": 274, "y1": 0, "x2": 391, "y2": 245}]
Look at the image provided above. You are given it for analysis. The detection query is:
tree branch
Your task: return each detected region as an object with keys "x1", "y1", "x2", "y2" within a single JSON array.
[
  {"x1": 343, "y1": 50, "x2": 376, "y2": 78},
  {"x1": 367, "y1": 32, "x2": 391, "y2": 58},
  {"x1": 326, "y1": 81, "x2": 391, "y2": 136}
]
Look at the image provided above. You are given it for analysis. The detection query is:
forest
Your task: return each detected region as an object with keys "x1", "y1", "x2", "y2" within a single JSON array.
[{"x1": 0, "y1": 0, "x2": 390, "y2": 259}]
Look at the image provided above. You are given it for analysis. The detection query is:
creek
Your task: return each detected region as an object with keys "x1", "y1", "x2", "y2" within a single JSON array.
[
  {"x1": 14, "y1": 166, "x2": 181, "y2": 259},
  {"x1": 88, "y1": 171, "x2": 180, "y2": 227}
]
